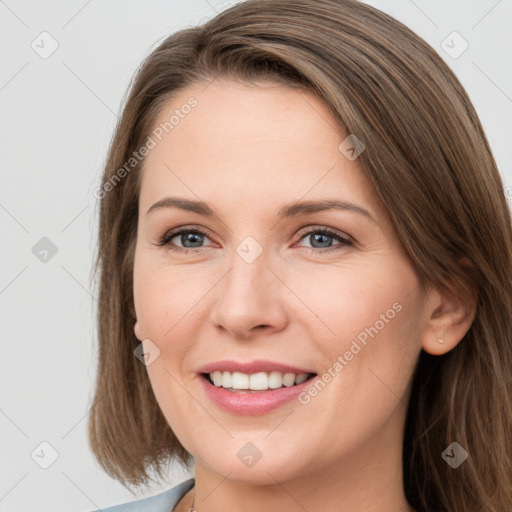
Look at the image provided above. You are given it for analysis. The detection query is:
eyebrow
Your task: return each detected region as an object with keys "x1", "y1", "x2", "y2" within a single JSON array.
[{"x1": 146, "y1": 196, "x2": 376, "y2": 223}]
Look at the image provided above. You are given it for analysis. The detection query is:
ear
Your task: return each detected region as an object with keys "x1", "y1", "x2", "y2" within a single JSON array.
[
  {"x1": 421, "y1": 278, "x2": 477, "y2": 356},
  {"x1": 134, "y1": 320, "x2": 142, "y2": 341}
]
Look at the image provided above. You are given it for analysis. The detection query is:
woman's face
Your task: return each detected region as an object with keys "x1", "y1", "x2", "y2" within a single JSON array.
[{"x1": 133, "y1": 79, "x2": 428, "y2": 483}]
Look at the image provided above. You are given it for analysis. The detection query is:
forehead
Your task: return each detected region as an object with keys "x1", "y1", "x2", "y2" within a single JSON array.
[{"x1": 139, "y1": 79, "x2": 381, "y2": 216}]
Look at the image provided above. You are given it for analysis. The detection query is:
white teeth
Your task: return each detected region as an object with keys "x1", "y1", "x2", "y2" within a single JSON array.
[
  {"x1": 249, "y1": 372, "x2": 268, "y2": 390},
  {"x1": 212, "y1": 371, "x2": 223, "y2": 387},
  {"x1": 295, "y1": 373, "x2": 308, "y2": 384},
  {"x1": 208, "y1": 370, "x2": 311, "y2": 390},
  {"x1": 282, "y1": 373, "x2": 295, "y2": 387},
  {"x1": 232, "y1": 372, "x2": 249, "y2": 389},
  {"x1": 268, "y1": 371, "x2": 283, "y2": 389},
  {"x1": 221, "y1": 372, "x2": 232, "y2": 388}
]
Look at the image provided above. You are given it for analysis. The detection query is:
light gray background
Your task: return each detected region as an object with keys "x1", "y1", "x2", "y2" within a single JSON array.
[{"x1": 1, "y1": 1, "x2": 511, "y2": 511}]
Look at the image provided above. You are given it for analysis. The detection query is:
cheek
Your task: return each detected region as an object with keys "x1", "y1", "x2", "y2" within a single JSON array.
[
  {"x1": 312, "y1": 254, "x2": 420, "y2": 349},
  {"x1": 133, "y1": 259, "x2": 210, "y2": 409},
  {"x1": 298, "y1": 261, "x2": 422, "y2": 411},
  {"x1": 133, "y1": 258, "x2": 205, "y2": 339},
  {"x1": 289, "y1": 260, "x2": 412, "y2": 350}
]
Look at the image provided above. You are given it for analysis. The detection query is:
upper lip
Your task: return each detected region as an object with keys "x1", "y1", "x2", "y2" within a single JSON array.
[{"x1": 197, "y1": 359, "x2": 316, "y2": 375}]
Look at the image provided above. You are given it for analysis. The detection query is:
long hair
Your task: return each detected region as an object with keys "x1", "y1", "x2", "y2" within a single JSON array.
[{"x1": 88, "y1": 1, "x2": 512, "y2": 509}]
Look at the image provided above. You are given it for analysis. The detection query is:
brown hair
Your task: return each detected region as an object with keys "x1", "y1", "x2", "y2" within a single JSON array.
[{"x1": 88, "y1": 0, "x2": 512, "y2": 510}]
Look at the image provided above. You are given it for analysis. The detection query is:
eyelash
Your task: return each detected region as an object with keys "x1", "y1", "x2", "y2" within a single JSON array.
[{"x1": 155, "y1": 226, "x2": 353, "y2": 254}]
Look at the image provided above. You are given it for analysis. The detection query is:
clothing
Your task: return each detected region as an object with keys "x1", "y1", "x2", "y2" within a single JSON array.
[{"x1": 89, "y1": 478, "x2": 195, "y2": 512}]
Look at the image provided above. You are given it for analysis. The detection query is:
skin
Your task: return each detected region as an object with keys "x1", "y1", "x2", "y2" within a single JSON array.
[{"x1": 132, "y1": 79, "x2": 475, "y2": 512}]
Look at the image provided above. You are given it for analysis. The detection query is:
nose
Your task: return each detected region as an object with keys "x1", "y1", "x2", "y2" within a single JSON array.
[{"x1": 209, "y1": 248, "x2": 289, "y2": 340}]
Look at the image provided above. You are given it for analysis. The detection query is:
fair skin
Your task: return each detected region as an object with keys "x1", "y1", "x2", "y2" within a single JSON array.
[{"x1": 132, "y1": 79, "x2": 474, "y2": 512}]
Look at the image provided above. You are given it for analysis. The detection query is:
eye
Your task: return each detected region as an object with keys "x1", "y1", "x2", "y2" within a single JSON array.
[
  {"x1": 155, "y1": 227, "x2": 214, "y2": 253},
  {"x1": 155, "y1": 225, "x2": 353, "y2": 253},
  {"x1": 295, "y1": 226, "x2": 353, "y2": 252}
]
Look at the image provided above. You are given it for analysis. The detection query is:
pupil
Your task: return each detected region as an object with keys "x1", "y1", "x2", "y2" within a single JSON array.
[
  {"x1": 183, "y1": 233, "x2": 203, "y2": 247},
  {"x1": 312, "y1": 233, "x2": 331, "y2": 248}
]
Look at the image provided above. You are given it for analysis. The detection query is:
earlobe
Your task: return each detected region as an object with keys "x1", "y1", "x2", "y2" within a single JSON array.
[
  {"x1": 134, "y1": 320, "x2": 142, "y2": 341},
  {"x1": 421, "y1": 284, "x2": 477, "y2": 356}
]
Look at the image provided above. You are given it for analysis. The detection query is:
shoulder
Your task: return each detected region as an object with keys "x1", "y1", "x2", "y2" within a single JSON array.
[{"x1": 88, "y1": 478, "x2": 195, "y2": 512}]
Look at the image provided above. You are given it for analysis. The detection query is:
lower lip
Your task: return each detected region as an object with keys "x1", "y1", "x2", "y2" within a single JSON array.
[{"x1": 198, "y1": 374, "x2": 318, "y2": 415}]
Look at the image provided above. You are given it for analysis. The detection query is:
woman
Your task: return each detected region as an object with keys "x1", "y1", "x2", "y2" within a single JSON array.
[{"x1": 88, "y1": 0, "x2": 512, "y2": 511}]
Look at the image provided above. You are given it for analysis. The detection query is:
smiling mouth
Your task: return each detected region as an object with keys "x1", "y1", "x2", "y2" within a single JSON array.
[{"x1": 201, "y1": 371, "x2": 317, "y2": 392}]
